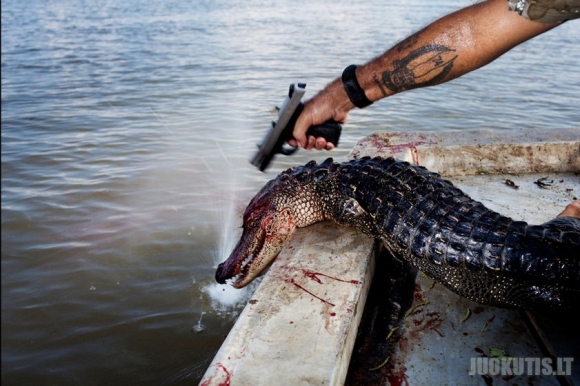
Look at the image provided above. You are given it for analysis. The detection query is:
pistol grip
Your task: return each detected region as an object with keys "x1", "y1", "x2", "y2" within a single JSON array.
[{"x1": 305, "y1": 121, "x2": 342, "y2": 147}]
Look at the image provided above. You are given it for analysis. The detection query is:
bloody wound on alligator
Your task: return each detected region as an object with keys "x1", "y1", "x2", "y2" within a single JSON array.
[{"x1": 216, "y1": 157, "x2": 580, "y2": 311}]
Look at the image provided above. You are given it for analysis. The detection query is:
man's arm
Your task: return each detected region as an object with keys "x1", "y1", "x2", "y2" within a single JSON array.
[{"x1": 292, "y1": 0, "x2": 559, "y2": 150}]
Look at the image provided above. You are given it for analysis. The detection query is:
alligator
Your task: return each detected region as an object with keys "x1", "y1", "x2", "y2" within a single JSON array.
[{"x1": 216, "y1": 157, "x2": 580, "y2": 311}]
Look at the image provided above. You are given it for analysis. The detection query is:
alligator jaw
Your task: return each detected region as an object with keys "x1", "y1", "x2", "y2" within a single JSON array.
[
  {"x1": 215, "y1": 225, "x2": 266, "y2": 288},
  {"x1": 215, "y1": 206, "x2": 296, "y2": 288}
]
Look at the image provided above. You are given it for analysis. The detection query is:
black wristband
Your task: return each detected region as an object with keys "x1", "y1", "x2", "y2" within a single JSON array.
[{"x1": 342, "y1": 64, "x2": 373, "y2": 108}]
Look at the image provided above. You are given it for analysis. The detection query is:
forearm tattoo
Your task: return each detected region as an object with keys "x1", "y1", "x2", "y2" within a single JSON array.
[
  {"x1": 381, "y1": 44, "x2": 458, "y2": 94},
  {"x1": 373, "y1": 74, "x2": 388, "y2": 98}
]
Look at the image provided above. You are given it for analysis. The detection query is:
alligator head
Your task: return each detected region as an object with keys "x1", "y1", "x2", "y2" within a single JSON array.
[{"x1": 215, "y1": 160, "x2": 332, "y2": 288}]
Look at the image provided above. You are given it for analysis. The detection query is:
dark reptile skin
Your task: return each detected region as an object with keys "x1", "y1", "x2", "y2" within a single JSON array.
[{"x1": 279, "y1": 156, "x2": 580, "y2": 311}]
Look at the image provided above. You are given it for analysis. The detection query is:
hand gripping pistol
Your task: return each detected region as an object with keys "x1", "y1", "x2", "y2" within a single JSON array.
[{"x1": 250, "y1": 83, "x2": 342, "y2": 172}]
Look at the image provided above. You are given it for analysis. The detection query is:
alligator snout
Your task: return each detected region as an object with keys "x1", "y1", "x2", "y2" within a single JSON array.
[{"x1": 215, "y1": 262, "x2": 228, "y2": 284}]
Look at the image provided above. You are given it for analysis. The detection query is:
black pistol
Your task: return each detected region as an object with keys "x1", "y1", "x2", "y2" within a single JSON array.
[{"x1": 250, "y1": 83, "x2": 342, "y2": 172}]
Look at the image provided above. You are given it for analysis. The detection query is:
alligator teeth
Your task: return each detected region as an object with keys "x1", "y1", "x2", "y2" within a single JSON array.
[
  {"x1": 241, "y1": 253, "x2": 255, "y2": 269},
  {"x1": 239, "y1": 254, "x2": 255, "y2": 278},
  {"x1": 226, "y1": 253, "x2": 256, "y2": 286}
]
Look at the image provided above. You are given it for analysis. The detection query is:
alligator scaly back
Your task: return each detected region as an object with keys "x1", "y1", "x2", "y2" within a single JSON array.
[{"x1": 216, "y1": 157, "x2": 580, "y2": 311}]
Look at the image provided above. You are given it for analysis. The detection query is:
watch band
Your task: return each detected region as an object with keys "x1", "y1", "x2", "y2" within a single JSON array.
[{"x1": 342, "y1": 64, "x2": 373, "y2": 108}]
